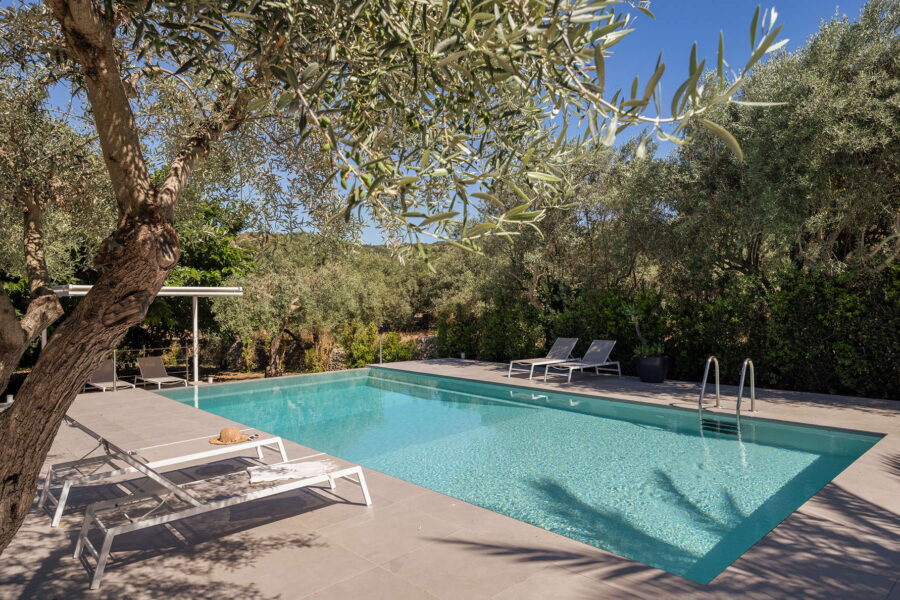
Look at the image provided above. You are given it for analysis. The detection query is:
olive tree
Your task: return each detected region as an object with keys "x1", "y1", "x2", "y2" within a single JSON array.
[
  {"x1": 0, "y1": 64, "x2": 112, "y2": 395},
  {"x1": 213, "y1": 237, "x2": 399, "y2": 377},
  {"x1": 0, "y1": 0, "x2": 783, "y2": 552}
]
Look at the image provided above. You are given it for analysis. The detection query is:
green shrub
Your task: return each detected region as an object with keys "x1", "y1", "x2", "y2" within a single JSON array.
[
  {"x1": 303, "y1": 347, "x2": 327, "y2": 372},
  {"x1": 240, "y1": 339, "x2": 257, "y2": 371},
  {"x1": 433, "y1": 267, "x2": 899, "y2": 398},
  {"x1": 763, "y1": 266, "x2": 900, "y2": 398},
  {"x1": 436, "y1": 304, "x2": 480, "y2": 358},
  {"x1": 339, "y1": 322, "x2": 378, "y2": 368},
  {"x1": 380, "y1": 332, "x2": 417, "y2": 363}
]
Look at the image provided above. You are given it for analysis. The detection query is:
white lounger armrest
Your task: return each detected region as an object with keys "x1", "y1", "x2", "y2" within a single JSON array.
[{"x1": 510, "y1": 358, "x2": 569, "y2": 366}]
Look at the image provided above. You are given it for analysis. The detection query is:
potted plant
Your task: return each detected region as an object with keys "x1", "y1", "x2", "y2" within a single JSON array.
[
  {"x1": 633, "y1": 342, "x2": 669, "y2": 383},
  {"x1": 626, "y1": 306, "x2": 669, "y2": 383}
]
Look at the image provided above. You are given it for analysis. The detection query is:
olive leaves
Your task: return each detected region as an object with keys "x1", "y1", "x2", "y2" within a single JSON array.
[{"x1": 111, "y1": 1, "x2": 784, "y2": 249}]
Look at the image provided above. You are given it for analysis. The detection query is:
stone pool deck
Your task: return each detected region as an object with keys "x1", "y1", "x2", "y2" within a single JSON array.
[{"x1": 1, "y1": 359, "x2": 897, "y2": 599}]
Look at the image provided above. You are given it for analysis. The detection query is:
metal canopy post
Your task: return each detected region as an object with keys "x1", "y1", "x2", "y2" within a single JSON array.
[{"x1": 192, "y1": 296, "x2": 199, "y2": 384}]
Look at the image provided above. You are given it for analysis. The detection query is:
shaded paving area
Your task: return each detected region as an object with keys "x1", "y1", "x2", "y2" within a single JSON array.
[{"x1": 1, "y1": 360, "x2": 897, "y2": 599}]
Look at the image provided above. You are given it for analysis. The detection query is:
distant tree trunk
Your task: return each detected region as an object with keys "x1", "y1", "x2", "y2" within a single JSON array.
[{"x1": 265, "y1": 329, "x2": 286, "y2": 378}]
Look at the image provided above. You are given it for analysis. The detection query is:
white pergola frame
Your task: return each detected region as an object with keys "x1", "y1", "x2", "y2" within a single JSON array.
[{"x1": 50, "y1": 285, "x2": 243, "y2": 384}]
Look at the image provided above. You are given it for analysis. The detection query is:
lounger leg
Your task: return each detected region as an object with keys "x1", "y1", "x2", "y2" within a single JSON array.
[
  {"x1": 91, "y1": 532, "x2": 115, "y2": 590},
  {"x1": 276, "y1": 439, "x2": 288, "y2": 462},
  {"x1": 37, "y1": 466, "x2": 54, "y2": 511},
  {"x1": 51, "y1": 480, "x2": 73, "y2": 527},
  {"x1": 529, "y1": 364, "x2": 535, "y2": 379},
  {"x1": 74, "y1": 506, "x2": 95, "y2": 558},
  {"x1": 328, "y1": 475, "x2": 336, "y2": 491},
  {"x1": 568, "y1": 369, "x2": 573, "y2": 384},
  {"x1": 543, "y1": 365, "x2": 549, "y2": 382},
  {"x1": 356, "y1": 468, "x2": 372, "y2": 506},
  {"x1": 507, "y1": 363, "x2": 513, "y2": 377},
  {"x1": 256, "y1": 445, "x2": 264, "y2": 461}
]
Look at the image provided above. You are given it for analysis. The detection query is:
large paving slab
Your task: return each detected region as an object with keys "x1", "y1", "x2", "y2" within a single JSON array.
[{"x1": 1, "y1": 359, "x2": 897, "y2": 599}]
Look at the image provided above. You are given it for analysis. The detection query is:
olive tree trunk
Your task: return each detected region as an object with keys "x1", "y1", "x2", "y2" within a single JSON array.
[
  {"x1": 0, "y1": 215, "x2": 178, "y2": 550},
  {"x1": 265, "y1": 330, "x2": 287, "y2": 378},
  {"x1": 0, "y1": 0, "x2": 247, "y2": 554},
  {"x1": 0, "y1": 190, "x2": 64, "y2": 395}
]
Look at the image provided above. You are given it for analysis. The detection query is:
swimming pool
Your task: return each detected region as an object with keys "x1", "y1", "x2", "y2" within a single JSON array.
[{"x1": 160, "y1": 368, "x2": 881, "y2": 583}]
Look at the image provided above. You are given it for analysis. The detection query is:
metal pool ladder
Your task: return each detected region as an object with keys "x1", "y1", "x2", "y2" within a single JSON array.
[
  {"x1": 736, "y1": 358, "x2": 757, "y2": 414},
  {"x1": 697, "y1": 356, "x2": 721, "y2": 418},
  {"x1": 697, "y1": 356, "x2": 757, "y2": 418}
]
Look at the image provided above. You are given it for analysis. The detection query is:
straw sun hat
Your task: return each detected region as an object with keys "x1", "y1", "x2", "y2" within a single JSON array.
[{"x1": 209, "y1": 427, "x2": 249, "y2": 445}]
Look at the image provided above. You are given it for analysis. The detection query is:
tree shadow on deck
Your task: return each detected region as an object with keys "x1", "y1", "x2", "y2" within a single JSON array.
[
  {"x1": 434, "y1": 477, "x2": 899, "y2": 599},
  {"x1": 2, "y1": 464, "x2": 368, "y2": 600}
]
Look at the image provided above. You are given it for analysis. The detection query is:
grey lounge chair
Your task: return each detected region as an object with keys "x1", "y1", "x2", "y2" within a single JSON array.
[
  {"x1": 84, "y1": 359, "x2": 135, "y2": 392},
  {"x1": 543, "y1": 339, "x2": 621, "y2": 383},
  {"x1": 507, "y1": 337, "x2": 578, "y2": 379},
  {"x1": 136, "y1": 356, "x2": 188, "y2": 388}
]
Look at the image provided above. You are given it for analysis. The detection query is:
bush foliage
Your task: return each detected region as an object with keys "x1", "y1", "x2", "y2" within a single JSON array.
[
  {"x1": 435, "y1": 267, "x2": 900, "y2": 397},
  {"x1": 339, "y1": 323, "x2": 417, "y2": 368}
]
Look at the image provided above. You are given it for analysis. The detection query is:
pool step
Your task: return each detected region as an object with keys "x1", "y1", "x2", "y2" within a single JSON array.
[{"x1": 701, "y1": 417, "x2": 740, "y2": 436}]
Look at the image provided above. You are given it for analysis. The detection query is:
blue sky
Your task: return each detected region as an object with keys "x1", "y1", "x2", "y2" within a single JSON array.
[{"x1": 603, "y1": 1, "x2": 867, "y2": 96}]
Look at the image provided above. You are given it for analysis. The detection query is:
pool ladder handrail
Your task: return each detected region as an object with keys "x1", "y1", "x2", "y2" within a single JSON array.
[
  {"x1": 736, "y1": 358, "x2": 757, "y2": 414},
  {"x1": 697, "y1": 356, "x2": 721, "y2": 417}
]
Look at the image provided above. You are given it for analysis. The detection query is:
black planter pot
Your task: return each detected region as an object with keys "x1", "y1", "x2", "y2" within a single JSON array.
[{"x1": 634, "y1": 356, "x2": 670, "y2": 383}]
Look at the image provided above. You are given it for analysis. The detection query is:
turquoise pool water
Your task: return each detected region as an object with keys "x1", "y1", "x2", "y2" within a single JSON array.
[{"x1": 160, "y1": 368, "x2": 880, "y2": 583}]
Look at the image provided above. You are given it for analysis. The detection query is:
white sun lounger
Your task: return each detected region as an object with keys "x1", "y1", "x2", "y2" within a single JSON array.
[
  {"x1": 39, "y1": 417, "x2": 288, "y2": 527},
  {"x1": 84, "y1": 359, "x2": 135, "y2": 392},
  {"x1": 507, "y1": 337, "x2": 578, "y2": 379},
  {"x1": 75, "y1": 452, "x2": 371, "y2": 589},
  {"x1": 136, "y1": 356, "x2": 189, "y2": 388},
  {"x1": 543, "y1": 339, "x2": 621, "y2": 383}
]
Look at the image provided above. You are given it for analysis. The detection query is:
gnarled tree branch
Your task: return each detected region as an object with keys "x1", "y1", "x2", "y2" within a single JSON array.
[
  {"x1": 0, "y1": 186, "x2": 64, "y2": 396},
  {"x1": 45, "y1": 0, "x2": 151, "y2": 218},
  {"x1": 156, "y1": 90, "x2": 253, "y2": 217}
]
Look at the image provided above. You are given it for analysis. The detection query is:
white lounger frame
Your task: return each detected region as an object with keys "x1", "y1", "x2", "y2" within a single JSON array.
[
  {"x1": 76, "y1": 456, "x2": 371, "y2": 589},
  {"x1": 84, "y1": 379, "x2": 136, "y2": 392},
  {"x1": 543, "y1": 360, "x2": 621, "y2": 383},
  {"x1": 39, "y1": 422, "x2": 287, "y2": 527},
  {"x1": 136, "y1": 375, "x2": 189, "y2": 388},
  {"x1": 507, "y1": 338, "x2": 578, "y2": 380},
  {"x1": 542, "y1": 339, "x2": 621, "y2": 383}
]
